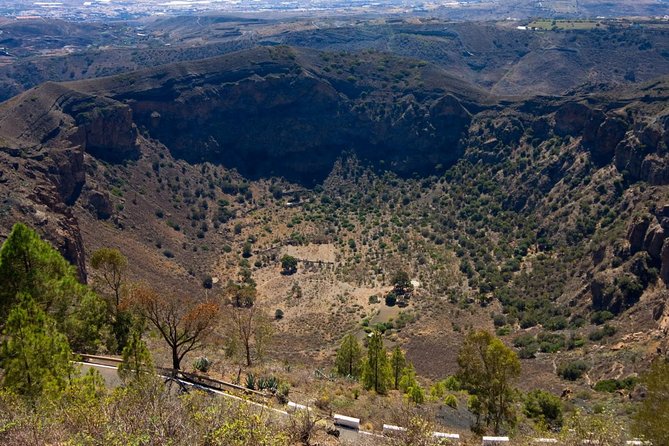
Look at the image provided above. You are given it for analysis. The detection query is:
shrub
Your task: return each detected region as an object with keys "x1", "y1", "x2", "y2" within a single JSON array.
[
  {"x1": 591, "y1": 310, "x2": 614, "y2": 325},
  {"x1": 193, "y1": 357, "x2": 211, "y2": 373},
  {"x1": 385, "y1": 292, "x2": 397, "y2": 307},
  {"x1": 594, "y1": 377, "x2": 637, "y2": 393},
  {"x1": 442, "y1": 375, "x2": 461, "y2": 391},
  {"x1": 524, "y1": 389, "x2": 563, "y2": 429},
  {"x1": 407, "y1": 385, "x2": 425, "y2": 405},
  {"x1": 444, "y1": 393, "x2": 458, "y2": 409},
  {"x1": 589, "y1": 324, "x2": 616, "y2": 341},
  {"x1": 275, "y1": 309, "x2": 284, "y2": 320},
  {"x1": 202, "y1": 276, "x2": 213, "y2": 289},
  {"x1": 277, "y1": 381, "x2": 290, "y2": 404},
  {"x1": 558, "y1": 360, "x2": 589, "y2": 381},
  {"x1": 281, "y1": 255, "x2": 298, "y2": 275}
]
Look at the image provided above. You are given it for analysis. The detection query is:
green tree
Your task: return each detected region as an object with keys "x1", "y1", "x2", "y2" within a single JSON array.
[
  {"x1": 633, "y1": 358, "x2": 669, "y2": 445},
  {"x1": 118, "y1": 329, "x2": 154, "y2": 383},
  {"x1": 399, "y1": 363, "x2": 424, "y2": 404},
  {"x1": 335, "y1": 334, "x2": 363, "y2": 378},
  {"x1": 390, "y1": 346, "x2": 407, "y2": 390},
  {"x1": 392, "y1": 270, "x2": 413, "y2": 295},
  {"x1": 524, "y1": 389, "x2": 563, "y2": 430},
  {"x1": 0, "y1": 222, "x2": 79, "y2": 321},
  {"x1": 0, "y1": 294, "x2": 74, "y2": 401},
  {"x1": 280, "y1": 255, "x2": 298, "y2": 275},
  {"x1": 89, "y1": 248, "x2": 131, "y2": 352},
  {"x1": 362, "y1": 331, "x2": 391, "y2": 394},
  {"x1": 0, "y1": 223, "x2": 106, "y2": 352},
  {"x1": 90, "y1": 248, "x2": 127, "y2": 307},
  {"x1": 457, "y1": 330, "x2": 520, "y2": 434}
]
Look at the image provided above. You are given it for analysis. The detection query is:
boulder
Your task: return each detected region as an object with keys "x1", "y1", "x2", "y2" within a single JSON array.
[
  {"x1": 627, "y1": 215, "x2": 651, "y2": 254},
  {"x1": 640, "y1": 155, "x2": 669, "y2": 185},
  {"x1": 643, "y1": 223, "x2": 665, "y2": 261},
  {"x1": 87, "y1": 190, "x2": 113, "y2": 220}
]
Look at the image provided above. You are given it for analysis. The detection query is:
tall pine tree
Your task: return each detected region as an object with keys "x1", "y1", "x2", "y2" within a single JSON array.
[
  {"x1": 0, "y1": 223, "x2": 107, "y2": 352},
  {"x1": 362, "y1": 331, "x2": 391, "y2": 394},
  {"x1": 1, "y1": 294, "x2": 73, "y2": 400},
  {"x1": 335, "y1": 333, "x2": 363, "y2": 378},
  {"x1": 390, "y1": 345, "x2": 406, "y2": 390}
]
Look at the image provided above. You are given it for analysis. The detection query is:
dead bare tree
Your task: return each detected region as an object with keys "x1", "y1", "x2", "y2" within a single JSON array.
[{"x1": 129, "y1": 283, "x2": 219, "y2": 372}]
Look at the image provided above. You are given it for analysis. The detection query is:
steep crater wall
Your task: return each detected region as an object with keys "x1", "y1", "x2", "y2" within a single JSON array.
[{"x1": 124, "y1": 72, "x2": 474, "y2": 185}]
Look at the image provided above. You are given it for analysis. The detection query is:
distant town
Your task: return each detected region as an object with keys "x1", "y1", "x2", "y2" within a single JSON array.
[
  {"x1": 0, "y1": 0, "x2": 442, "y2": 21},
  {"x1": 1, "y1": 0, "x2": 667, "y2": 22}
]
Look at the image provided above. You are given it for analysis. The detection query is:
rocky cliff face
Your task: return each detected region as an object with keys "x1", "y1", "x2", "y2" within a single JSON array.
[{"x1": 0, "y1": 46, "x2": 667, "y2": 289}]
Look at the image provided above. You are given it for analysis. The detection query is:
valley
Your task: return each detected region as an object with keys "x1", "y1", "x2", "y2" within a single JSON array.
[{"x1": 0, "y1": 9, "x2": 669, "y2": 445}]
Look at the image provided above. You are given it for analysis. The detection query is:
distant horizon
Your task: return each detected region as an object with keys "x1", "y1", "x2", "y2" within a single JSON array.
[{"x1": 1, "y1": 0, "x2": 668, "y2": 22}]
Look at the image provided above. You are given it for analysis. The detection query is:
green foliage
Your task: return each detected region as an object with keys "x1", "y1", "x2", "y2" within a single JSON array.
[
  {"x1": 588, "y1": 324, "x2": 616, "y2": 341},
  {"x1": 245, "y1": 373, "x2": 256, "y2": 390},
  {"x1": 0, "y1": 294, "x2": 73, "y2": 401},
  {"x1": 590, "y1": 310, "x2": 614, "y2": 325},
  {"x1": 385, "y1": 292, "x2": 397, "y2": 306},
  {"x1": 280, "y1": 255, "x2": 298, "y2": 275},
  {"x1": 399, "y1": 363, "x2": 424, "y2": 405},
  {"x1": 457, "y1": 330, "x2": 520, "y2": 434},
  {"x1": 118, "y1": 329, "x2": 154, "y2": 383},
  {"x1": 390, "y1": 346, "x2": 406, "y2": 390},
  {"x1": 407, "y1": 383, "x2": 425, "y2": 405},
  {"x1": 443, "y1": 393, "x2": 458, "y2": 409},
  {"x1": 593, "y1": 377, "x2": 637, "y2": 393},
  {"x1": 193, "y1": 356, "x2": 211, "y2": 373},
  {"x1": 558, "y1": 360, "x2": 589, "y2": 381},
  {"x1": 560, "y1": 410, "x2": 626, "y2": 446},
  {"x1": 335, "y1": 333, "x2": 363, "y2": 378},
  {"x1": 90, "y1": 247, "x2": 127, "y2": 307},
  {"x1": 633, "y1": 358, "x2": 669, "y2": 444},
  {"x1": 524, "y1": 389, "x2": 563, "y2": 430},
  {"x1": 442, "y1": 375, "x2": 461, "y2": 391},
  {"x1": 362, "y1": 331, "x2": 392, "y2": 394},
  {"x1": 0, "y1": 223, "x2": 107, "y2": 352},
  {"x1": 392, "y1": 270, "x2": 413, "y2": 295}
]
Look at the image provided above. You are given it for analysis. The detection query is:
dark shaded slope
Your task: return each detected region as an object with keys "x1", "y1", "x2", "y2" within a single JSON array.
[{"x1": 2, "y1": 46, "x2": 487, "y2": 185}]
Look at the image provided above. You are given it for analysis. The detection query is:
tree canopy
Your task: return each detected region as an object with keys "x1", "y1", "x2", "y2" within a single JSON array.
[
  {"x1": 335, "y1": 333, "x2": 363, "y2": 378},
  {"x1": 0, "y1": 223, "x2": 106, "y2": 352},
  {"x1": 90, "y1": 247, "x2": 127, "y2": 308},
  {"x1": 0, "y1": 294, "x2": 73, "y2": 401},
  {"x1": 457, "y1": 330, "x2": 520, "y2": 434},
  {"x1": 280, "y1": 255, "x2": 298, "y2": 275},
  {"x1": 633, "y1": 357, "x2": 669, "y2": 445},
  {"x1": 128, "y1": 283, "x2": 219, "y2": 371},
  {"x1": 362, "y1": 331, "x2": 391, "y2": 394}
]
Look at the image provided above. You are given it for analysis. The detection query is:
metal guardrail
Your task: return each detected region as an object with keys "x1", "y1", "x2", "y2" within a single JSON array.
[{"x1": 77, "y1": 353, "x2": 269, "y2": 398}]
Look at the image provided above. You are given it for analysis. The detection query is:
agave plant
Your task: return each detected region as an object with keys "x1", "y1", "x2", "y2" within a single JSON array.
[
  {"x1": 192, "y1": 357, "x2": 211, "y2": 373},
  {"x1": 245, "y1": 373, "x2": 256, "y2": 390}
]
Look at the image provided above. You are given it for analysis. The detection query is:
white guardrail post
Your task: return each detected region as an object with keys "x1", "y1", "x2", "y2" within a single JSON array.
[
  {"x1": 286, "y1": 401, "x2": 309, "y2": 412},
  {"x1": 482, "y1": 436, "x2": 510, "y2": 446},
  {"x1": 382, "y1": 424, "x2": 407, "y2": 435},
  {"x1": 333, "y1": 414, "x2": 360, "y2": 430},
  {"x1": 433, "y1": 431, "x2": 460, "y2": 443}
]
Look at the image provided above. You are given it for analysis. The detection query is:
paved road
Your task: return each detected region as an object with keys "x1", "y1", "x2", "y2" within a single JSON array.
[
  {"x1": 77, "y1": 362, "x2": 123, "y2": 387},
  {"x1": 78, "y1": 362, "x2": 385, "y2": 444}
]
